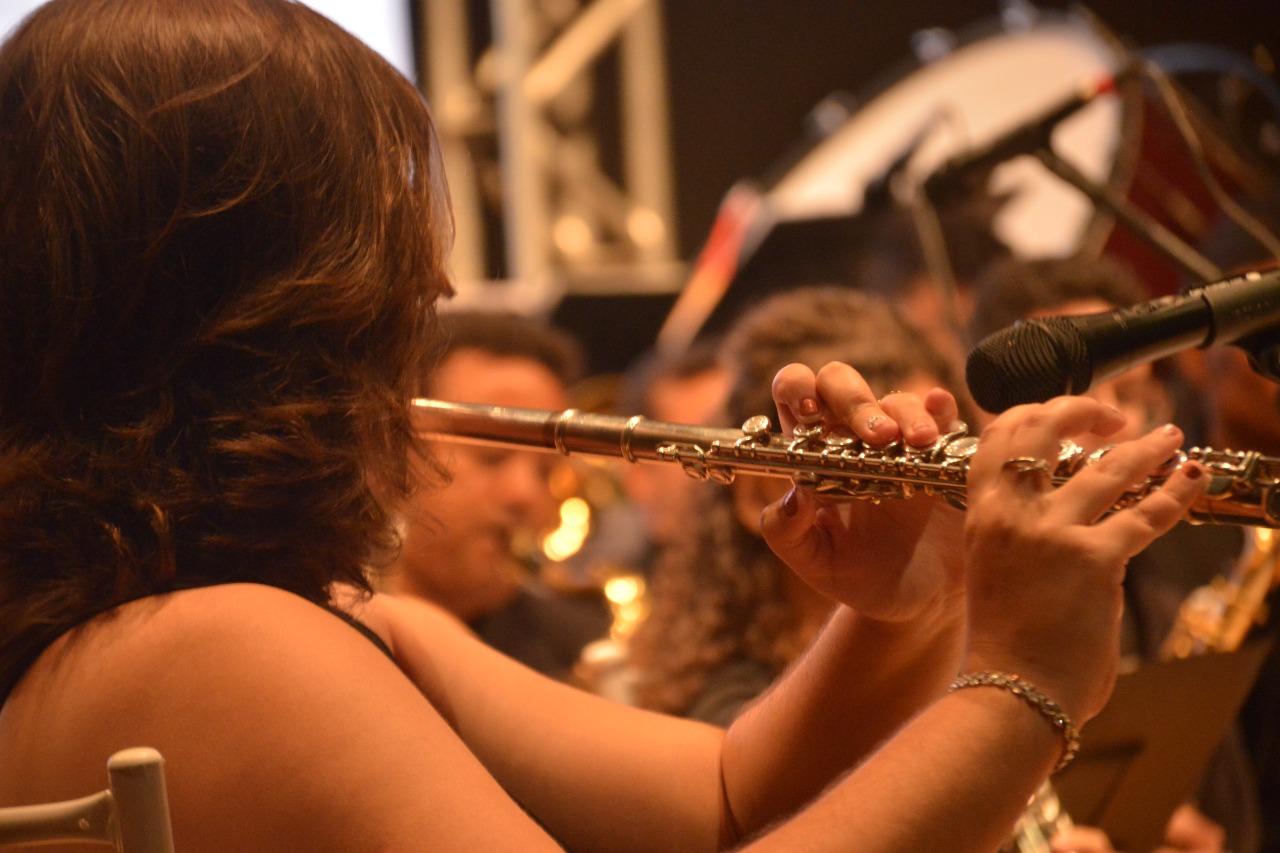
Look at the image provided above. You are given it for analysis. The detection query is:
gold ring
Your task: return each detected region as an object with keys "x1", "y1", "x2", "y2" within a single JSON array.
[{"x1": 1002, "y1": 456, "x2": 1052, "y2": 477}]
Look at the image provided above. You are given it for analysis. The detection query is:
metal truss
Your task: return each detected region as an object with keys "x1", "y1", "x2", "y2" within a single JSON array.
[{"x1": 420, "y1": 0, "x2": 683, "y2": 305}]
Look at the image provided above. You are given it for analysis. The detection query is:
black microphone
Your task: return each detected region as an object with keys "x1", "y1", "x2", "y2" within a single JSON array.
[
  {"x1": 923, "y1": 72, "x2": 1118, "y2": 200},
  {"x1": 965, "y1": 268, "x2": 1280, "y2": 412}
]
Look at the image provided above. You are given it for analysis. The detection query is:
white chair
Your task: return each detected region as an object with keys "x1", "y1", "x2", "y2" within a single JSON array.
[{"x1": 0, "y1": 747, "x2": 174, "y2": 852}]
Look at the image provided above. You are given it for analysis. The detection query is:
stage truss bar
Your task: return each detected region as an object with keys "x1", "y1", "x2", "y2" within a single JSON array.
[{"x1": 419, "y1": 0, "x2": 683, "y2": 298}]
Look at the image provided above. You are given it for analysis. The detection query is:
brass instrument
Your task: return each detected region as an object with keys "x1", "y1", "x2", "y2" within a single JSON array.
[
  {"x1": 1163, "y1": 526, "x2": 1280, "y2": 658},
  {"x1": 413, "y1": 399, "x2": 1280, "y2": 528}
]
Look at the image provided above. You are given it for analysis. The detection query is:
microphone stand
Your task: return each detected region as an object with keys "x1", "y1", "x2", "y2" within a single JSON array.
[
  {"x1": 1032, "y1": 146, "x2": 1223, "y2": 284},
  {"x1": 1033, "y1": 143, "x2": 1280, "y2": 386}
]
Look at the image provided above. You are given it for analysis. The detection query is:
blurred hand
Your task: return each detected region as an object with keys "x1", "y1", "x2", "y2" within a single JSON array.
[{"x1": 1156, "y1": 803, "x2": 1226, "y2": 853}]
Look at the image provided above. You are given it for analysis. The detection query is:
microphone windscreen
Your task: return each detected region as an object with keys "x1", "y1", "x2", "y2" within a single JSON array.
[{"x1": 965, "y1": 319, "x2": 1090, "y2": 413}]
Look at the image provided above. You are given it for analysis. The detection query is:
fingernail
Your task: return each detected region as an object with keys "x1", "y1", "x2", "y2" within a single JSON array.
[
  {"x1": 798, "y1": 398, "x2": 819, "y2": 417},
  {"x1": 1160, "y1": 423, "x2": 1181, "y2": 437},
  {"x1": 1183, "y1": 462, "x2": 1204, "y2": 481},
  {"x1": 782, "y1": 486, "x2": 799, "y2": 517}
]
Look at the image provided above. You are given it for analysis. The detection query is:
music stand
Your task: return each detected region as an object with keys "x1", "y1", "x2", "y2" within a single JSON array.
[{"x1": 1052, "y1": 637, "x2": 1273, "y2": 853}]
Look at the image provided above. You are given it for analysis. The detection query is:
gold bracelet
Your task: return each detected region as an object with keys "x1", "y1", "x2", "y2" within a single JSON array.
[{"x1": 949, "y1": 671, "x2": 1081, "y2": 772}]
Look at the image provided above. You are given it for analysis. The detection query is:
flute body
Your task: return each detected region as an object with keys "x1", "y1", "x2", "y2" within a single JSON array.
[{"x1": 412, "y1": 398, "x2": 1280, "y2": 529}]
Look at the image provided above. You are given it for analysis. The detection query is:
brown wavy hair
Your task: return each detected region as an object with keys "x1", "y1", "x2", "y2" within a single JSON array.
[
  {"x1": 630, "y1": 286, "x2": 960, "y2": 717},
  {"x1": 0, "y1": 0, "x2": 452, "y2": 698}
]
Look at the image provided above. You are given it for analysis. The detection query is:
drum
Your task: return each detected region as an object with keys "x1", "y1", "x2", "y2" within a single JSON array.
[
  {"x1": 767, "y1": 10, "x2": 1126, "y2": 260},
  {"x1": 763, "y1": 8, "x2": 1276, "y2": 294},
  {"x1": 658, "y1": 11, "x2": 1123, "y2": 354}
]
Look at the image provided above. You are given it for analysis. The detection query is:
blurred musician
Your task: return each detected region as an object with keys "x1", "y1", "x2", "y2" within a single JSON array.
[{"x1": 385, "y1": 311, "x2": 611, "y2": 681}]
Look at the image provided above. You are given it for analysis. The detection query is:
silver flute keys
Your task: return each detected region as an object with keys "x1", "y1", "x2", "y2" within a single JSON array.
[{"x1": 412, "y1": 399, "x2": 1280, "y2": 529}]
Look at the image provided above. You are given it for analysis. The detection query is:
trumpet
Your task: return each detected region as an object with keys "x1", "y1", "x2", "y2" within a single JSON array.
[{"x1": 412, "y1": 399, "x2": 1280, "y2": 529}]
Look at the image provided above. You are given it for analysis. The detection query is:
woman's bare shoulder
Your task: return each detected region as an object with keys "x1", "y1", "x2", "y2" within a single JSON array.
[
  {"x1": 120, "y1": 581, "x2": 346, "y2": 633},
  {"x1": 1, "y1": 583, "x2": 556, "y2": 851}
]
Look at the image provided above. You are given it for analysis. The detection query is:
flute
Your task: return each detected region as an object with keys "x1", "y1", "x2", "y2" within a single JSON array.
[{"x1": 412, "y1": 398, "x2": 1280, "y2": 529}]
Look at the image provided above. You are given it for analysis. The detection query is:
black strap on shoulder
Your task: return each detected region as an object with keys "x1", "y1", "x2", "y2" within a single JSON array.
[{"x1": 331, "y1": 609, "x2": 396, "y2": 663}]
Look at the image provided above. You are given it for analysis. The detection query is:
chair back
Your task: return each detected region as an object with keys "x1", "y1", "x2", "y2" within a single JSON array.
[{"x1": 0, "y1": 747, "x2": 174, "y2": 852}]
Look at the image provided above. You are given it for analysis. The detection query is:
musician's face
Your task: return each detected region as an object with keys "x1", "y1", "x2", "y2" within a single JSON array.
[{"x1": 391, "y1": 349, "x2": 568, "y2": 621}]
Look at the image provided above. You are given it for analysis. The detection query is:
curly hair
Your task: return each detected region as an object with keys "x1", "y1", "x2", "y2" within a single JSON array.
[
  {"x1": 0, "y1": 0, "x2": 452, "y2": 698},
  {"x1": 629, "y1": 286, "x2": 959, "y2": 717},
  {"x1": 967, "y1": 254, "x2": 1148, "y2": 341}
]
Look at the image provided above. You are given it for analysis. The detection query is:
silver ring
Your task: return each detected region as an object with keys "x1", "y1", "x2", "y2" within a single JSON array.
[{"x1": 1002, "y1": 456, "x2": 1052, "y2": 477}]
